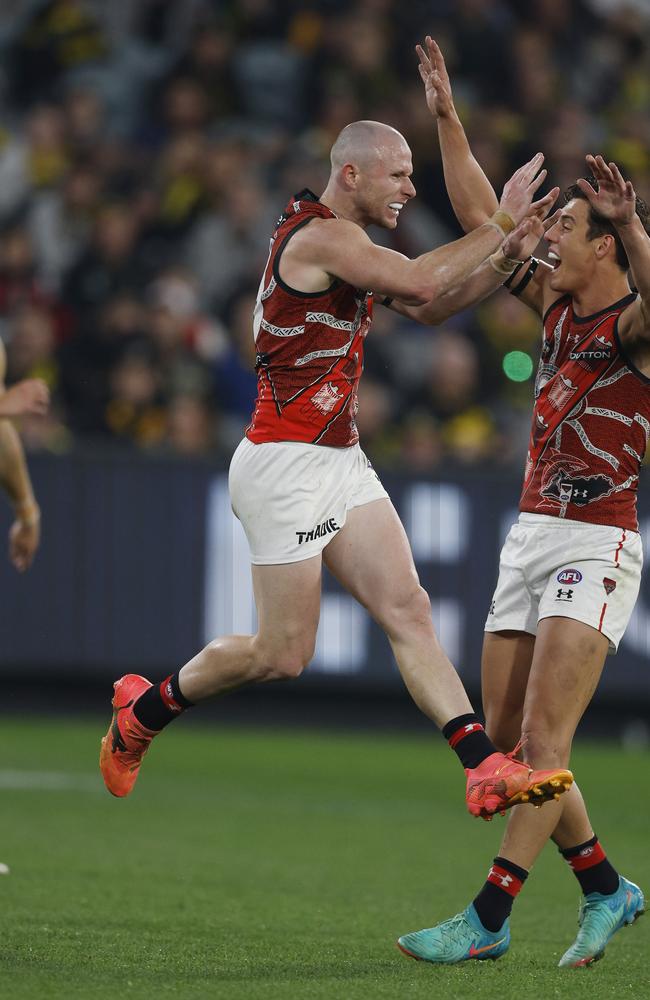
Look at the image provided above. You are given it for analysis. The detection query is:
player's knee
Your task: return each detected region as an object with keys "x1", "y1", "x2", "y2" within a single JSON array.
[
  {"x1": 261, "y1": 641, "x2": 315, "y2": 681},
  {"x1": 379, "y1": 582, "x2": 431, "y2": 637}
]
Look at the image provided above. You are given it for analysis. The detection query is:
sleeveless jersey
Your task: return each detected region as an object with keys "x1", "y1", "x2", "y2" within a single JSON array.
[
  {"x1": 520, "y1": 292, "x2": 650, "y2": 531},
  {"x1": 246, "y1": 189, "x2": 372, "y2": 448}
]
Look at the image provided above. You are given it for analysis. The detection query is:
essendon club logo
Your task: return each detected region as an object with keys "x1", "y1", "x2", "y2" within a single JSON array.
[{"x1": 603, "y1": 577, "x2": 617, "y2": 596}]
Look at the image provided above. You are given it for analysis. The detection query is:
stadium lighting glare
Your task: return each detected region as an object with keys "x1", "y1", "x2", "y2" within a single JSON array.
[{"x1": 502, "y1": 351, "x2": 534, "y2": 382}]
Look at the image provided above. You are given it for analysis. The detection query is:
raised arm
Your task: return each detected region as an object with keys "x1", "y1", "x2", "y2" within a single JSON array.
[
  {"x1": 581, "y1": 155, "x2": 650, "y2": 366},
  {"x1": 416, "y1": 35, "x2": 499, "y2": 231},
  {"x1": 0, "y1": 342, "x2": 43, "y2": 571}
]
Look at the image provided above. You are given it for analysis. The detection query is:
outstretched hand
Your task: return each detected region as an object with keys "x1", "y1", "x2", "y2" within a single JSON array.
[
  {"x1": 499, "y1": 153, "x2": 552, "y2": 227},
  {"x1": 416, "y1": 36, "x2": 455, "y2": 120},
  {"x1": 9, "y1": 513, "x2": 40, "y2": 572},
  {"x1": 577, "y1": 154, "x2": 636, "y2": 226},
  {"x1": 503, "y1": 207, "x2": 561, "y2": 261}
]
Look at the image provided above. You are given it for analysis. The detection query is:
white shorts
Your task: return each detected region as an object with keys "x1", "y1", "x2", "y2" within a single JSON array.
[
  {"x1": 228, "y1": 438, "x2": 389, "y2": 565},
  {"x1": 485, "y1": 513, "x2": 643, "y2": 651}
]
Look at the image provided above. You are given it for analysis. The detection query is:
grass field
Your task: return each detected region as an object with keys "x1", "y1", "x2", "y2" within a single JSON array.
[{"x1": 0, "y1": 718, "x2": 647, "y2": 999}]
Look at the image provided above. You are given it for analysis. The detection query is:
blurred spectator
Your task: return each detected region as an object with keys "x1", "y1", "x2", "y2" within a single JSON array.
[
  {"x1": 185, "y1": 169, "x2": 275, "y2": 309},
  {"x1": 8, "y1": 0, "x2": 108, "y2": 108},
  {"x1": 62, "y1": 202, "x2": 148, "y2": 325},
  {"x1": 104, "y1": 343, "x2": 165, "y2": 448},
  {"x1": 5, "y1": 304, "x2": 59, "y2": 387},
  {"x1": 213, "y1": 286, "x2": 260, "y2": 447},
  {"x1": 28, "y1": 163, "x2": 103, "y2": 291},
  {"x1": 163, "y1": 392, "x2": 219, "y2": 457}
]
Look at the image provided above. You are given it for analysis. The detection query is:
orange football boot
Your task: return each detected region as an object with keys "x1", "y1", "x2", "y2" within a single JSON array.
[
  {"x1": 100, "y1": 674, "x2": 159, "y2": 797},
  {"x1": 465, "y1": 742, "x2": 573, "y2": 820}
]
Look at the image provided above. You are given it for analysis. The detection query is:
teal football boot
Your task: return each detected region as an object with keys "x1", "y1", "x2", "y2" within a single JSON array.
[
  {"x1": 397, "y1": 903, "x2": 510, "y2": 964},
  {"x1": 558, "y1": 876, "x2": 645, "y2": 968}
]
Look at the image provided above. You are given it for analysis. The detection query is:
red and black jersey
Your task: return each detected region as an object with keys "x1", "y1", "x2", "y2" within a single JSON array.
[
  {"x1": 520, "y1": 292, "x2": 650, "y2": 531},
  {"x1": 246, "y1": 190, "x2": 372, "y2": 448}
]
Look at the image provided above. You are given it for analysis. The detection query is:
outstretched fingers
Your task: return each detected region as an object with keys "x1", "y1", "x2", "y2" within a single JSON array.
[
  {"x1": 531, "y1": 187, "x2": 560, "y2": 218},
  {"x1": 542, "y1": 208, "x2": 562, "y2": 232},
  {"x1": 426, "y1": 36, "x2": 451, "y2": 85},
  {"x1": 576, "y1": 176, "x2": 599, "y2": 203},
  {"x1": 415, "y1": 43, "x2": 431, "y2": 76},
  {"x1": 608, "y1": 160, "x2": 636, "y2": 199}
]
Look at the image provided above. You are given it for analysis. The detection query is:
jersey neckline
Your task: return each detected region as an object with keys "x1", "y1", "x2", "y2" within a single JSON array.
[{"x1": 571, "y1": 292, "x2": 636, "y2": 324}]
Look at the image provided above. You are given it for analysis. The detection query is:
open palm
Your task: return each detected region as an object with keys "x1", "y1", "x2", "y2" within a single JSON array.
[{"x1": 577, "y1": 154, "x2": 636, "y2": 225}]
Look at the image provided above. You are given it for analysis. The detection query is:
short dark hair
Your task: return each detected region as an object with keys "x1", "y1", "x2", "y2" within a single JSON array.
[{"x1": 563, "y1": 176, "x2": 650, "y2": 271}]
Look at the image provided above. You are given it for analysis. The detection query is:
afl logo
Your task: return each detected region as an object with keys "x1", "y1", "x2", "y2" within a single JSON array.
[{"x1": 557, "y1": 568, "x2": 582, "y2": 585}]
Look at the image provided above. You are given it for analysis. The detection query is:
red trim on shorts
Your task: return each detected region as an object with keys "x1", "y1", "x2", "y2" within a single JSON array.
[
  {"x1": 487, "y1": 864, "x2": 524, "y2": 897},
  {"x1": 448, "y1": 722, "x2": 485, "y2": 749},
  {"x1": 598, "y1": 603, "x2": 607, "y2": 632},
  {"x1": 614, "y1": 530, "x2": 626, "y2": 566},
  {"x1": 566, "y1": 842, "x2": 607, "y2": 872}
]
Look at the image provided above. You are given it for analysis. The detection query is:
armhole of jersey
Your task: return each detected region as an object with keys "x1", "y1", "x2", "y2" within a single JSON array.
[
  {"x1": 273, "y1": 217, "x2": 341, "y2": 299},
  {"x1": 613, "y1": 308, "x2": 650, "y2": 386},
  {"x1": 542, "y1": 294, "x2": 570, "y2": 326}
]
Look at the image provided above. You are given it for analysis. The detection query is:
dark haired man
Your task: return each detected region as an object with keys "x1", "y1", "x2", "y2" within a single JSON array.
[{"x1": 398, "y1": 37, "x2": 647, "y2": 968}]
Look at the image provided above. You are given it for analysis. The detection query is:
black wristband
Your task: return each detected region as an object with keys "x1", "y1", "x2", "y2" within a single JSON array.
[
  {"x1": 508, "y1": 258, "x2": 539, "y2": 298},
  {"x1": 503, "y1": 261, "x2": 525, "y2": 289}
]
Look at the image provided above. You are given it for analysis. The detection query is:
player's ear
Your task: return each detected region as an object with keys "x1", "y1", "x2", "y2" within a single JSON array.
[
  {"x1": 341, "y1": 163, "x2": 359, "y2": 191},
  {"x1": 594, "y1": 234, "x2": 615, "y2": 260}
]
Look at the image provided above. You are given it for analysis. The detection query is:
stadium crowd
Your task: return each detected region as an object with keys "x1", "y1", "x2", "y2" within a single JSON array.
[{"x1": 0, "y1": 0, "x2": 648, "y2": 470}]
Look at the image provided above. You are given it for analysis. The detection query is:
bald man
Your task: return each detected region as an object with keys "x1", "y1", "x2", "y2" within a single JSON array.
[{"x1": 100, "y1": 116, "x2": 572, "y2": 823}]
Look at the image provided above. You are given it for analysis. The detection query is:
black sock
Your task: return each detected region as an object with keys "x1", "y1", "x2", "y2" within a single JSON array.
[
  {"x1": 442, "y1": 713, "x2": 496, "y2": 769},
  {"x1": 560, "y1": 835, "x2": 620, "y2": 896},
  {"x1": 473, "y1": 856, "x2": 529, "y2": 932},
  {"x1": 132, "y1": 673, "x2": 194, "y2": 731}
]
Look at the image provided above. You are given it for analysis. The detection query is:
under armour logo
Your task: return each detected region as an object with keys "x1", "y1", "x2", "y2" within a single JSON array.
[
  {"x1": 556, "y1": 588, "x2": 573, "y2": 601},
  {"x1": 488, "y1": 867, "x2": 513, "y2": 888}
]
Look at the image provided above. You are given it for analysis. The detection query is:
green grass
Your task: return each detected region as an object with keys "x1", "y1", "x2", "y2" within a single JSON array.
[{"x1": 0, "y1": 719, "x2": 647, "y2": 999}]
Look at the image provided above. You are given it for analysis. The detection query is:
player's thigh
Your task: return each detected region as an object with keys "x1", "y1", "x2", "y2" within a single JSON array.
[
  {"x1": 252, "y1": 555, "x2": 322, "y2": 662},
  {"x1": 520, "y1": 615, "x2": 609, "y2": 765},
  {"x1": 481, "y1": 630, "x2": 534, "y2": 751},
  {"x1": 323, "y1": 498, "x2": 430, "y2": 634}
]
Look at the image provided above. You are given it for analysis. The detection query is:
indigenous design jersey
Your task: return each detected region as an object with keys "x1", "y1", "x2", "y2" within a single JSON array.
[
  {"x1": 246, "y1": 189, "x2": 372, "y2": 448},
  {"x1": 520, "y1": 292, "x2": 650, "y2": 531}
]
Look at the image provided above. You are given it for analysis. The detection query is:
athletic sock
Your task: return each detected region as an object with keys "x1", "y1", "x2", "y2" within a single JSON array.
[
  {"x1": 472, "y1": 856, "x2": 528, "y2": 932},
  {"x1": 442, "y1": 713, "x2": 496, "y2": 769},
  {"x1": 560, "y1": 835, "x2": 620, "y2": 896},
  {"x1": 132, "y1": 673, "x2": 195, "y2": 731}
]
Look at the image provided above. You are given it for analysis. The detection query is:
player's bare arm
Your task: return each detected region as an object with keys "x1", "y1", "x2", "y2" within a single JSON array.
[
  {"x1": 0, "y1": 341, "x2": 42, "y2": 572},
  {"x1": 281, "y1": 152, "x2": 550, "y2": 305},
  {"x1": 579, "y1": 155, "x2": 650, "y2": 373},
  {"x1": 417, "y1": 35, "x2": 500, "y2": 232},
  {"x1": 391, "y1": 208, "x2": 559, "y2": 326},
  {"x1": 418, "y1": 35, "x2": 557, "y2": 317}
]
